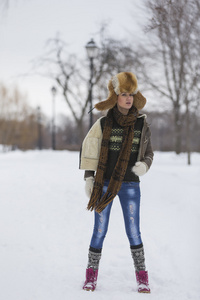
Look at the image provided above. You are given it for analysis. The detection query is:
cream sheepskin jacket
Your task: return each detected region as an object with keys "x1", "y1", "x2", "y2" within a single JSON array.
[{"x1": 80, "y1": 115, "x2": 153, "y2": 172}]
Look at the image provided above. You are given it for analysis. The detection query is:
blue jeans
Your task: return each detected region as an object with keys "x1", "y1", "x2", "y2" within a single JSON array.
[{"x1": 90, "y1": 180, "x2": 142, "y2": 249}]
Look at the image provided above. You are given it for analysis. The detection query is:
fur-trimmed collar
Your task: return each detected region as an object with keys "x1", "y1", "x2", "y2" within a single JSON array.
[{"x1": 138, "y1": 113, "x2": 147, "y2": 119}]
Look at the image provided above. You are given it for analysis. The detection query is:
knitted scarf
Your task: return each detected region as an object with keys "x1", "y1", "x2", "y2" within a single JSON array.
[{"x1": 87, "y1": 105, "x2": 138, "y2": 213}]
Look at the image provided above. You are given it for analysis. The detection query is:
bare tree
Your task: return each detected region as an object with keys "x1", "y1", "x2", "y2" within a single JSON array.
[
  {"x1": 0, "y1": 83, "x2": 42, "y2": 150},
  {"x1": 32, "y1": 26, "x2": 139, "y2": 144},
  {"x1": 0, "y1": 0, "x2": 9, "y2": 10},
  {"x1": 0, "y1": 0, "x2": 20, "y2": 11},
  {"x1": 137, "y1": 0, "x2": 200, "y2": 161}
]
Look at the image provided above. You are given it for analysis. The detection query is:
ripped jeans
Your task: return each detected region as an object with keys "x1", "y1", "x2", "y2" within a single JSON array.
[{"x1": 90, "y1": 180, "x2": 142, "y2": 250}]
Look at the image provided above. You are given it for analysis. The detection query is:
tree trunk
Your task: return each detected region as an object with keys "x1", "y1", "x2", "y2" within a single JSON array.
[
  {"x1": 185, "y1": 100, "x2": 191, "y2": 165},
  {"x1": 77, "y1": 119, "x2": 85, "y2": 146},
  {"x1": 174, "y1": 105, "x2": 182, "y2": 154}
]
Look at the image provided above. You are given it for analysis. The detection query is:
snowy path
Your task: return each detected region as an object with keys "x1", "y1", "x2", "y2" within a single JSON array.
[{"x1": 0, "y1": 150, "x2": 199, "y2": 300}]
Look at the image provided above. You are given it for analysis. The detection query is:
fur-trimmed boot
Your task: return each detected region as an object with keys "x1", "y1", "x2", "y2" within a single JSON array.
[
  {"x1": 131, "y1": 244, "x2": 151, "y2": 293},
  {"x1": 83, "y1": 247, "x2": 101, "y2": 292}
]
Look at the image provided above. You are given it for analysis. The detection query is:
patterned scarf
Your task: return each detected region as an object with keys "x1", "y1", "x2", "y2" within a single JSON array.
[{"x1": 87, "y1": 105, "x2": 138, "y2": 213}]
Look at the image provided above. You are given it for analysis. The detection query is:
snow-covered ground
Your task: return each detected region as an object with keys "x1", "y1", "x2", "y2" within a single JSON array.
[{"x1": 0, "y1": 150, "x2": 199, "y2": 300}]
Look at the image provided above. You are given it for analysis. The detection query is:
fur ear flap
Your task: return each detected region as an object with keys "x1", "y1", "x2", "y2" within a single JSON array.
[
  {"x1": 95, "y1": 79, "x2": 118, "y2": 111},
  {"x1": 133, "y1": 91, "x2": 146, "y2": 110},
  {"x1": 94, "y1": 94, "x2": 117, "y2": 111}
]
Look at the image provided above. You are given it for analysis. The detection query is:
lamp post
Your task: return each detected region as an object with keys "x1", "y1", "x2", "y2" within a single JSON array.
[
  {"x1": 37, "y1": 106, "x2": 42, "y2": 150},
  {"x1": 85, "y1": 39, "x2": 98, "y2": 129},
  {"x1": 51, "y1": 86, "x2": 57, "y2": 150}
]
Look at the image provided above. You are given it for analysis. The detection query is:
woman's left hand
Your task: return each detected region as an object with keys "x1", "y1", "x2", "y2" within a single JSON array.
[
  {"x1": 132, "y1": 161, "x2": 147, "y2": 176},
  {"x1": 85, "y1": 177, "x2": 94, "y2": 198}
]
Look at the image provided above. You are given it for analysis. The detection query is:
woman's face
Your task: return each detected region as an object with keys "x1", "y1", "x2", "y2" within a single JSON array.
[{"x1": 117, "y1": 93, "x2": 134, "y2": 115}]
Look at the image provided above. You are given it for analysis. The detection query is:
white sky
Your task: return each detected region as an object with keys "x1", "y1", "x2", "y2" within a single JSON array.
[{"x1": 0, "y1": 0, "x2": 148, "y2": 118}]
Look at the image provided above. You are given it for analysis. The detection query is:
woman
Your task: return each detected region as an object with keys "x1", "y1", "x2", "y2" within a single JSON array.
[{"x1": 79, "y1": 72, "x2": 153, "y2": 293}]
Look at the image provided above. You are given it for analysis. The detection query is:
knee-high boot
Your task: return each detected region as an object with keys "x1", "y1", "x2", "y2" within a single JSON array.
[
  {"x1": 83, "y1": 247, "x2": 102, "y2": 292},
  {"x1": 130, "y1": 244, "x2": 150, "y2": 293}
]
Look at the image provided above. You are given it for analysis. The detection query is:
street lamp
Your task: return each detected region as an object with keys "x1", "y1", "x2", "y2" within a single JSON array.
[
  {"x1": 85, "y1": 38, "x2": 98, "y2": 129},
  {"x1": 51, "y1": 86, "x2": 57, "y2": 150}
]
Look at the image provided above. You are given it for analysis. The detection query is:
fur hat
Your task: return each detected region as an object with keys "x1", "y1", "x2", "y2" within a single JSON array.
[{"x1": 95, "y1": 72, "x2": 146, "y2": 111}]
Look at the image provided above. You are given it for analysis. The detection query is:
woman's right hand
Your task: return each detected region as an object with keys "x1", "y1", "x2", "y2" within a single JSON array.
[{"x1": 85, "y1": 177, "x2": 94, "y2": 198}]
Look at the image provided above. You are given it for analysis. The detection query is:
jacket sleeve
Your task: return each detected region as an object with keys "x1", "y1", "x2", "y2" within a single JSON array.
[
  {"x1": 138, "y1": 120, "x2": 154, "y2": 171},
  {"x1": 79, "y1": 118, "x2": 103, "y2": 171},
  {"x1": 143, "y1": 133, "x2": 154, "y2": 170},
  {"x1": 84, "y1": 170, "x2": 95, "y2": 179}
]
